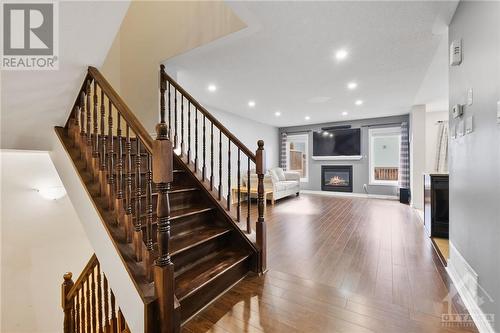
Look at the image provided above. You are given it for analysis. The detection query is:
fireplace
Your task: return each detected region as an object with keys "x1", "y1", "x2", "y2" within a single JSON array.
[{"x1": 321, "y1": 165, "x2": 353, "y2": 192}]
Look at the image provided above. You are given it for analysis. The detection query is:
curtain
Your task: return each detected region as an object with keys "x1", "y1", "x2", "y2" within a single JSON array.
[
  {"x1": 280, "y1": 132, "x2": 287, "y2": 170},
  {"x1": 435, "y1": 121, "x2": 449, "y2": 173},
  {"x1": 399, "y1": 122, "x2": 410, "y2": 188}
]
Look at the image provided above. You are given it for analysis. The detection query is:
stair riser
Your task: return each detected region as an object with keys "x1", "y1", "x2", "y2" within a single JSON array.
[
  {"x1": 173, "y1": 233, "x2": 232, "y2": 275},
  {"x1": 144, "y1": 211, "x2": 217, "y2": 241},
  {"x1": 179, "y1": 257, "x2": 250, "y2": 322}
]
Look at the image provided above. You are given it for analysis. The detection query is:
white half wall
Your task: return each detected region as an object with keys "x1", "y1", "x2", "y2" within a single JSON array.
[
  {"x1": 1, "y1": 150, "x2": 92, "y2": 333},
  {"x1": 409, "y1": 105, "x2": 426, "y2": 210},
  {"x1": 49, "y1": 132, "x2": 144, "y2": 333}
]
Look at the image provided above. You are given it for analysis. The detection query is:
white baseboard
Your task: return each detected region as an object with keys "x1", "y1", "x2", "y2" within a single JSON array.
[
  {"x1": 301, "y1": 190, "x2": 398, "y2": 200},
  {"x1": 446, "y1": 242, "x2": 495, "y2": 333}
]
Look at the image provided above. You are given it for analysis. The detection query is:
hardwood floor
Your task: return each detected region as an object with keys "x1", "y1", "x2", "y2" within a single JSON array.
[{"x1": 182, "y1": 194, "x2": 477, "y2": 333}]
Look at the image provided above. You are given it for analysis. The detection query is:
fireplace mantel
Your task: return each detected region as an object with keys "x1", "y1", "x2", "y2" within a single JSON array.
[{"x1": 312, "y1": 155, "x2": 362, "y2": 161}]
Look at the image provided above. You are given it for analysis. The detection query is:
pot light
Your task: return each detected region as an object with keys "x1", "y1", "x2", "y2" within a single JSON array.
[
  {"x1": 342, "y1": 111, "x2": 349, "y2": 116},
  {"x1": 335, "y1": 49, "x2": 348, "y2": 61},
  {"x1": 355, "y1": 100, "x2": 364, "y2": 106},
  {"x1": 322, "y1": 131, "x2": 329, "y2": 136},
  {"x1": 347, "y1": 82, "x2": 357, "y2": 90},
  {"x1": 36, "y1": 186, "x2": 66, "y2": 200},
  {"x1": 207, "y1": 84, "x2": 217, "y2": 92},
  {"x1": 248, "y1": 101, "x2": 256, "y2": 108},
  {"x1": 305, "y1": 116, "x2": 311, "y2": 120},
  {"x1": 329, "y1": 133, "x2": 334, "y2": 138},
  {"x1": 275, "y1": 111, "x2": 281, "y2": 117}
]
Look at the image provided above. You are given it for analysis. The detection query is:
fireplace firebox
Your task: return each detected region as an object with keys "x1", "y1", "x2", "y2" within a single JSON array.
[{"x1": 321, "y1": 165, "x2": 353, "y2": 192}]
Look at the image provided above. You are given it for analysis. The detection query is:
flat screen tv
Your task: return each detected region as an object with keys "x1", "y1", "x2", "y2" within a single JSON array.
[{"x1": 313, "y1": 128, "x2": 361, "y2": 156}]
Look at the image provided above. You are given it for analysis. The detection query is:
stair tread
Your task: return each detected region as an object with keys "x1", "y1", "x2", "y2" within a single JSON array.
[
  {"x1": 130, "y1": 185, "x2": 198, "y2": 199},
  {"x1": 135, "y1": 204, "x2": 214, "y2": 221},
  {"x1": 169, "y1": 225, "x2": 232, "y2": 256},
  {"x1": 175, "y1": 249, "x2": 249, "y2": 301}
]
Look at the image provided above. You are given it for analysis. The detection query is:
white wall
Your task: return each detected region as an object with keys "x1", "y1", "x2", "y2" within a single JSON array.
[
  {"x1": 409, "y1": 105, "x2": 426, "y2": 210},
  {"x1": 0, "y1": 151, "x2": 93, "y2": 333},
  {"x1": 425, "y1": 110, "x2": 449, "y2": 172}
]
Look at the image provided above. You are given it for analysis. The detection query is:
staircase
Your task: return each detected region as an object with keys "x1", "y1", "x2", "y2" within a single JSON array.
[{"x1": 57, "y1": 66, "x2": 267, "y2": 333}]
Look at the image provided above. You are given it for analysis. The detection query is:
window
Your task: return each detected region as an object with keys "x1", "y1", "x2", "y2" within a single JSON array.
[
  {"x1": 286, "y1": 134, "x2": 308, "y2": 182},
  {"x1": 369, "y1": 127, "x2": 401, "y2": 185}
]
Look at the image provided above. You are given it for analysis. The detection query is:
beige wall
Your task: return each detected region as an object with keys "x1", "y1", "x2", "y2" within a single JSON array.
[
  {"x1": 1, "y1": 151, "x2": 93, "y2": 333},
  {"x1": 101, "y1": 1, "x2": 246, "y2": 132}
]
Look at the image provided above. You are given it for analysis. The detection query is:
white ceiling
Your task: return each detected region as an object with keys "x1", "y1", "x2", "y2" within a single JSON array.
[
  {"x1": 1, "y1": 1, "x2": 130, "y2": 150},
  {"x1": 166, "y1": 1, "x2": 457, "y2": 127}
]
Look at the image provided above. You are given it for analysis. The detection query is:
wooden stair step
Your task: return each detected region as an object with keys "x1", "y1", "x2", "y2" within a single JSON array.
[
  {"x1": 135, "y1": 205, "x2": 214, "y2": 222},
  {"x1": 169, "y1": 225, "x2": 232, "y2": 257},
  {"x1": 175, "y1": 249, "x2": 249, "y2": 301}
]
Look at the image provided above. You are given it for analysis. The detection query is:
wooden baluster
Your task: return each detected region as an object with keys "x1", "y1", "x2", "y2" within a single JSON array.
[
  {"x1": 92, "y1": 81, "x2": 99, "y2": 179},
  {"x1": 115, "y1": 115, "x2": 124, "y2": 225},
  {"x1": 194, "y1": 108, "x2": 198, "y2": 171},
  {"x1": 62, "y1": 272, "x2": 74, "y2": 333},
  {"x1": 218, "y1": 130, "x2": 222, "y2": 200},
  {"x1": 107, "y1": 100, "x2": 115, "y2": 210},
  {"x1": 210, "y1": 122, "x2": 214, "y2": 190},
  {"x1": 85, "y1": 279, "x2": 90, "y2": 333},
  {"x1": 117, "y1": 309, "x2": 125, "y2": 333},
  {"x1": 227, "y1": 139, "x2": 231, "y2": 211},
  {"x1": 187, "y1": 102, "x2": 191, "y2": 163},
  {"x1": 109, "y1": 289, "x2": 117, "y2": 333},
  {"x1": 181, "y1": 96, "x2": 184, "y2": 154},
  {"x1": 174, "y1": 87, "x2": 178, "y2": 149},
  {"x1": 86, "y1": 80, "x2": 92, "y2": 168},
  {"x1": 103, "y1": 275, "x2": 109, "y2": 333},
  {"x1": 125, "y1": 125, "x2": 133, "y2": 243},
  {"x1": 247, "y1": 158, "x2": 251, "y2": 234},
  {"x1": 96, "y1": 263, "x2": 103, "y2": 333},
  {"x1": 202, "y1": 115, "x2": 206, "y2": 180},
  {"x1": 144, "y1": 154, "x2": 154, "y2": 281},
  {"x1": 91, "y1": 267, "x2": 96, "y2": 333},
  {"x1": 80, "y1": 91, "x2": 86, "y2": 151},
  {"x1": 168, "y1": 83, "x2": 172, "y2": 140},
  {"x1": 69, "y1": 105, "x2": 79, "y2": 147},
  {"x1": 256, "y1": 140, "x2": 267, "y2": 273},
  {"x1": 134, "y1": 138, "x2": 143, "y2": 261},
  {"x1": 237, "y1": 148, "x2": 241, "y2": 222},
  {"x1": 77, "y1": 288, "x2": 82, "y2": 333},
  {"x1": 153, "y1": 96, "x2": 177, "y2": 333},
  {"x1": 99, "y1": 88, "x2": 107, "y2": 196}
]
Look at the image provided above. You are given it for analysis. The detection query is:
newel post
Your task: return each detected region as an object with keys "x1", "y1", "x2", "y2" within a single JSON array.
[
  {"x1": 153, "y1": 64, "x2": 178, "y2": 333},
  {"x1": 61, "y1": 272, "x2": 74, "y2": 333},
  {"x1": 255, "y1": 140, "x2": 267, "y2": 274}
]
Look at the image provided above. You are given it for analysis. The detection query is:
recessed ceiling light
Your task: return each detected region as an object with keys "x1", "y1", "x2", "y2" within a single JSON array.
[
  {"x1": 355, "y1": 100, "x2": 364, "y2": 106},
  {"x1": 347, "y1": 82, "x2": 357, "y2": 90},
  {"x1": 322, "y1": 131, "x2": 329, "y2": 136},
  {"x1": 329, "y1": 134, "x2": 334, "y2": 138},
  {"x1": 342, "y1": 111, "x2": 349, "y2": 116},
  {"x1": 248, "y1": 101, "x2": 256, "y2": 107},
  {"x1": 207, "y1": 84, "x2": 217, "y2": 92},
  {"x1": 275, "y1": 111, "x2": 281, "y2": 117},
  {"x1": 305, "y1": 116, "x2": 311, "y2": 120},
  {"x1": 335, "y1": 49, "x2": 348, "y2": 61}
]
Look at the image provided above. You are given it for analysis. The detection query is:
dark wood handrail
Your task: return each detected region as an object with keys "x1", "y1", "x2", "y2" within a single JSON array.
[
  {"x1": 66, "y1": 254, "x2": 98, "y2": 300},
  {"x1": 161, "y1": 71, "x2": 256, "y2": 162},
  {"x1": 88, "y1": 66, "x2": 153, "y2": 153}
]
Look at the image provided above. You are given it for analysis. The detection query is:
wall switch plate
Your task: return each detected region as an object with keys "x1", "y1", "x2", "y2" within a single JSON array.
[
  {"x1": 467, "y1": 88, "x2": 473, "y2": 106},
  {"x1": 497, "y1": 101, "x2": 500, "y2": 125},
  {"x1": 450, "y1": 39, "x2": 462, "y2": 66},
  {"x1": 452, "y1": 104, "x2": 464, "y2": 118},
  {"x1": 466, "y1": 116, "x2": 473, "y2": 134},
  {"x1": 457, "y1": 119, "x2": 465, "y2": 137}
]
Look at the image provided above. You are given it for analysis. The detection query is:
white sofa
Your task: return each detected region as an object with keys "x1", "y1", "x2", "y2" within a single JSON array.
[{"x1": 246, "y1": 167, "x2": 300, "y2": 204}]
